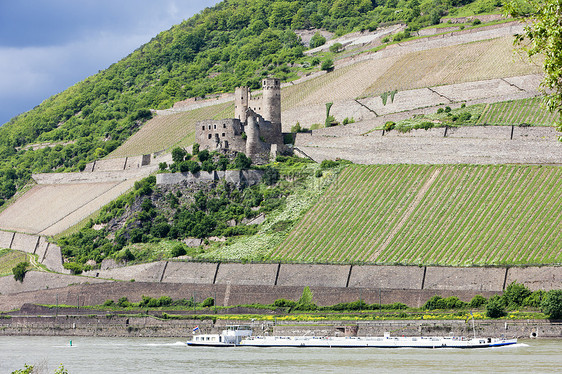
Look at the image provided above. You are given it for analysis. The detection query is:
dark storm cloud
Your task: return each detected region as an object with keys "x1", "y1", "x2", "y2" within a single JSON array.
[{"x1": 0, "y1": 0, "x2": 221, "y2": 125}]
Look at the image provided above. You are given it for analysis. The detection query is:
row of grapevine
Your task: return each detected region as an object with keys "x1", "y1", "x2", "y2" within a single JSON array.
[
  {"x1": 478, "y1": 97, "x2": 558, "y2": 126},
  {"x1": 271, "y1": 165, "x2": 562, "y2": 266},
  {"x1": 109, "y1": 102, "x2": 234, "y2": 157}
]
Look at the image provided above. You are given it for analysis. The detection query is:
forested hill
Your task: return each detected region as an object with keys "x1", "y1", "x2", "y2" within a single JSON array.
[{"x1": 0, "y1": 0, "x2": 498, "y2": 208}]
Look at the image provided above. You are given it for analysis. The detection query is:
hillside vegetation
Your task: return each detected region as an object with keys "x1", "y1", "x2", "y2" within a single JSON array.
[
  {"x1": 0, "y1": 0, "x2": 504, "y2": 207},
  {"x1": 273, "y1": 164, "x2": 562, "y2": 266}
]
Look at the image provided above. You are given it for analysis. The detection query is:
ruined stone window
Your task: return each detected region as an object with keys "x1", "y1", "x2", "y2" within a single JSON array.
[
  {"x1": 202, "y1": 126, "x2": 205, "y2": 131},
  {"x1": 208, "y1": 134, "x2": 212, "y2": 139},
  {"x1": 208, "y1": 125, "x2": 211, "y2": 130},
  {"x1": 214, "y1": 124, "x2": 216, "y2": 129},
  {"x1": 225, "y1": 141, "x2": 229, "y2": 148},
  {"x1": 223, "y1": 123, "x2": 226, "y2": 128},
  {"x1": 222, "y1": 133, "x2": 225, "y2": 137}
]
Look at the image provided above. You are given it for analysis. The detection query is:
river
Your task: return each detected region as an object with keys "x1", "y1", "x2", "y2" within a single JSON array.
[{"x1": 1, "y1": 336, "x2": 560, "y2": 373}]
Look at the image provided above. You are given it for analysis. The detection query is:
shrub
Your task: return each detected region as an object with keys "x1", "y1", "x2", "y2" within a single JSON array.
[
  {"x1": 233, "y1": 153, "x2": 252, "y2": 169},
  {"x1": 383, "y1": 121, "x2": 395, "y2": 131},
  {"x1": 423, "y1": 295, "x2": 445, "y2": 310},
  {"x1": 472, "y1": 18, "x2": 481, "y2": 25},
  {"x1": 315, "y1": 170, "x2": 323, "y2": 178},
  {"x1": 171, "y1": 244, "x2": 187, "y2": 257},
  {"x1": 457, "y1": 112, "x2": 472, "y2": 123},
  {"x1": 486, "y1": 295, "x2": 506, "y2": 318},
  {"x1": 263, "y1": 166, "x2": 280, "y2": 185},
  {"x1": 321, "y1": 58, "x2": 334, "y2": 71},
  {"x1": 342, "y1": 117, "x2": 355, "y2": 125},
  {"x1": 187, "y1": 160, "x2": 201, "y2": 174},
  {"x1": 103, "y1": 299, "x2": 115, "y2": 306},
  {"x1": 469, "y1": 295, "x2": 487, "y2": 308},
  {"x1": 329, "y1": 42, "x2": 343, "y2": 53},
  {"x1": 320, "y1": 160, "x2": 338, "y2": 169},
  {"x1": 117, "y1": 297, "x2": 130, "y2": 308},
  {"x1": 294, "y1": 286, "x2": 317, "y2": 311},
  {"x1": 273, "y1": 298, "x2": 297, "y2": 308},
  {"x1": 12, "y1": 261, "x2": 29, "y2": 282},
  {"x1": 201, "y1": 160, "x2": 215, "y2": 172},
  {"x1": 192, "y1": 143, "x2": 200, "y2": 155},
  {"x1": 443, "y1": 296, "x2": 467, "y2": 309},
  {"x1": 198, "y1": 149, "x2": 210, "y2": 162},
  {"x1": 201, "y1": 297, "x2": 215, "y2": 307},
  {"x1": 63, "y1": 262, "x2": 83, "y2": 275},
  {"x1": 523, "y1": 290, "x2": 545, "y2": 308},
  {"x1": 541, "y1": 290, "x2": 562, "y2": 319},
  {"x1": 415, "y1": 121, "x2": 434, "y2": 130},
  {"x1": 309, "y1": 32, "x2": 326, "y2": 48},
  {"x1": 171, "y1": 147, "x2": 187, "y2": 163},
  {"x1": 291, "y1": 122, "x2": 302, "y2": 133},
  {"x1": 504, "y1": 281, "x2": 532, "y2": 308}
]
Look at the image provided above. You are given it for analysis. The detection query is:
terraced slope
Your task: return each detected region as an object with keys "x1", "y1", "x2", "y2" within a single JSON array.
[
  {"x1": 109, "y1": 102, "x2": 234, "y2": 157},
  {"x1": 360, "y1": 36, "x2": 542, "y2": 97},
  {"x1": 0, "y1": 250, "x2": 29, "y2": 277},
  {"x1": 477, "y1": 97, "x2": 558, "y2": 125},
  {"x1": 281, "y1": 36, "x2": 542, "y2": 113},
  {"x1": 273, "y1": 165, "x2": 562, "y2": 266}
]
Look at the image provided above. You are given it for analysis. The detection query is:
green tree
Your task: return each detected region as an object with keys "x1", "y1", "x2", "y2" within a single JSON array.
[
  {"x1": 486, "y1": 295, "x2": 506, "y2": 318},
  {"x1": 234, "y1": 153, "x2": 252, "y2": 169},
  {"x1": 12, "y1": 261, "x2": 29, "y2": 282},
  {"x1": 506, "y1": 0, "x2": 562, "y2": 133},
  {"x1": 310, "y1": 32, "x2": 327, "y2": 48},
  {"x1": 321, "y1": 58, "x2": 334, "y2": 71},
  {"x1": 541, "y1": 289, "x2": 562, "y2": 319},
  {"x1": 171, "y1": 147, "x2": 187, "y2": 163},
  {"x1": 504, "y1": 281, "x2": 532, "y2": 308},
  {"x1": 329, "y1": 42, "x2": 343, "y2": 53}
]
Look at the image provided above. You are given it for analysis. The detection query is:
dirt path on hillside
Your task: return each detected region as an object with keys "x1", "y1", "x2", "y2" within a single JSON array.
[{"x1": 368, "y1": 168, "x2": 442, "y2": 261}]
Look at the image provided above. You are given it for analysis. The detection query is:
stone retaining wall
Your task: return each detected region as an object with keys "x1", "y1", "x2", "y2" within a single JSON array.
[
  {"x1": 2, "y1": 264, "x2": 559, "y2": 311},
  {"x1": 2, "y1": 316, "x2": 559, "y2": 339},
  {"x1": 0, "y1": 231, "x2": 65, "y2": 273},
  {"x1": 156, "y1": 170, "x2": 265, "y2": 187}
]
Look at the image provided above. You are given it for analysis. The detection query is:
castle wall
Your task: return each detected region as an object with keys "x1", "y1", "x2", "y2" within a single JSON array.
[
  {"x1": 197, "y1": 119, "x2": 245, "y2": 153},
  {"x1": 156, "y1": 170, "x2": 264, "y2": 187}
]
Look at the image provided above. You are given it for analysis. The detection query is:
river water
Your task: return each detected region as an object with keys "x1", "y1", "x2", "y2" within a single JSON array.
[{"x1": 1, "y1": 336, "x2": 560, "y2": 374}]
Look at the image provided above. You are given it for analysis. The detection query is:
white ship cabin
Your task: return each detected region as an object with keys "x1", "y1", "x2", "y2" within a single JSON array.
[{"x1": 192, "y1": 325, "x2": 252, "y2": 345}]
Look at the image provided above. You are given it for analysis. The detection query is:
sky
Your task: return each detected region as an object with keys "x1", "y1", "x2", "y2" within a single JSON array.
[{"x1": 0, "y1": 0, "x2": 222, "y2": 126}]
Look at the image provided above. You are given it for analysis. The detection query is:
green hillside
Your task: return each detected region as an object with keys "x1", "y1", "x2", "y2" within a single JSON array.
[
  {"x1": 272, "y1": 164, "x2": 562, "y2": 266},
  {"x1": 0, "y1": 0, "x2": 505, "y2": 207}
]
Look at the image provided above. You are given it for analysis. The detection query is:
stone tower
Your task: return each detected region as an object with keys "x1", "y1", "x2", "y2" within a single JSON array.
[
  {"x1": 245, "y1": 110, "x2": 260, "y2": 157},
  {"x1": 234, "y1": 86, "x2": 250, "y2": 124},
  {"x1": 261, "y1": 78, "x2": 281, "y2": 127}
]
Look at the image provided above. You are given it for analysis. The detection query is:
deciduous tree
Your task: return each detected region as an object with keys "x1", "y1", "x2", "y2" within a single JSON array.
[{"x1": 505, "y1": 0, "x2": 562, "y2": 134}]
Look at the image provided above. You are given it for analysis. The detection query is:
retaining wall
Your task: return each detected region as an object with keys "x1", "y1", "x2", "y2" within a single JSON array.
[
  {"x1": 424, "y1": 267, "x2": 507, "y2": 292},
  {"x1": 156, "y1": 170, "x2": 265, "y2": 187},
  {"x1": 214, "y1": 263, "x2": 278, "y2": 286},
  {"x1": 2, "y1": 316, "x2": 559, "y2": 339},
  {"x1": 276, "y1": 264, "x2": 351, "y2": 288},
  {"x1": 161, "y1": 262, "x2": 218, "y2": 284},
  {"x1": 10, "y1": 233, "x2": 40, "y2": 254},
  {"x1": 506, "y1": 267, "x2": 562, "y2": 291},
  {"x1": 1, "y1": 262, "x2": 560, "y2": 311},
  {"x1": 348, "y1": 265, "x2": 425, "y2": 289},
  {"x1": 0, "y1": 231, "x2": 65, "y2": 273},
  {"x1": 0, "y1": 231, "x2": 14, "y2": 249}
]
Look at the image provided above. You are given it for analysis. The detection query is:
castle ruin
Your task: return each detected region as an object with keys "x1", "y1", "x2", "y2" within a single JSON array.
[{"x1": 196, "y1": 78, "x2": 284, "y2": 164}]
